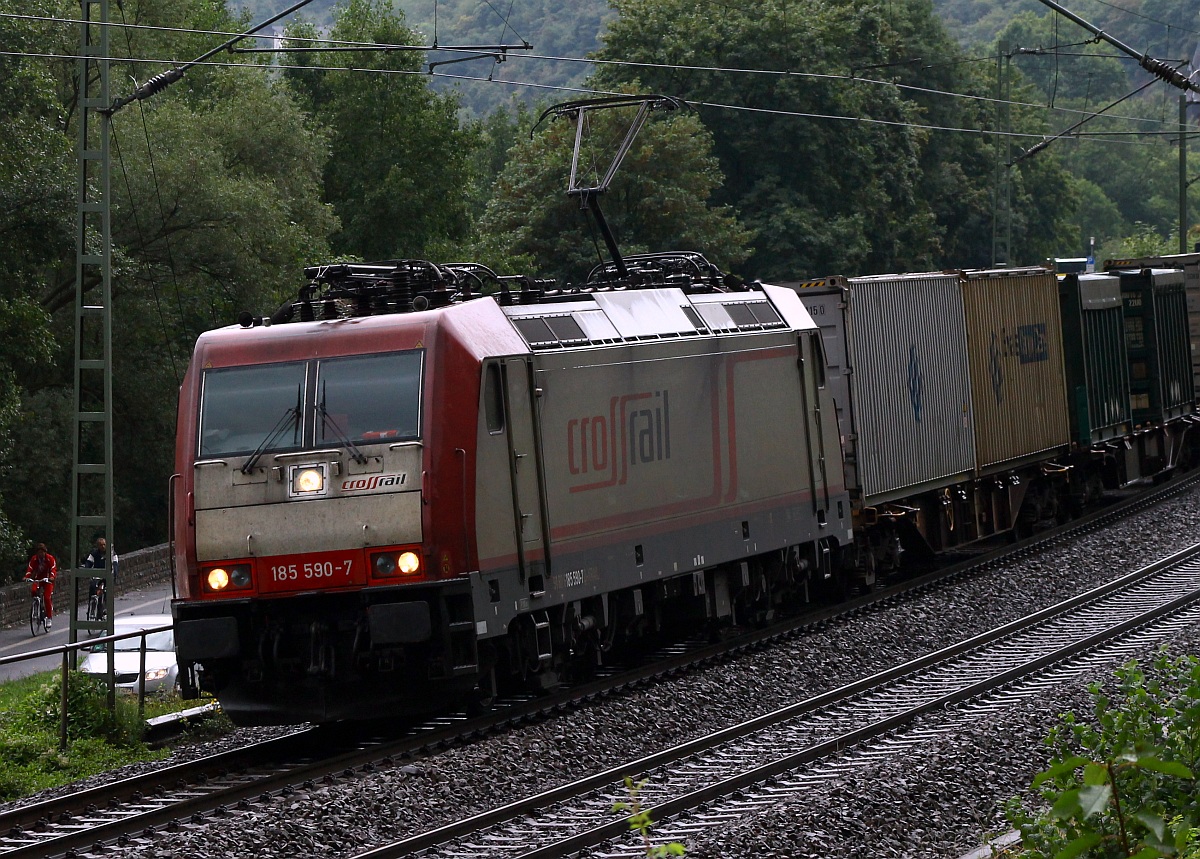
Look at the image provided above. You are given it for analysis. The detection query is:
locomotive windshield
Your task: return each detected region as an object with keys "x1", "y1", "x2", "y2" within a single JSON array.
[
  {"x1": 199, "y1": 362, "x2": 308, "y2": 458},
  {"x1": 314, "y1": 352, "x2": 423, "y2": 444},
  {"x1": 198, "y1": 352, "x2": 423, "y2": 459}
]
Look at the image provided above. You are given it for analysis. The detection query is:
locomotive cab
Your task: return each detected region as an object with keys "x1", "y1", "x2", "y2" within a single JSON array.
[{"x1": 172, "y1": 302, "x2": 496, "y2": 724}]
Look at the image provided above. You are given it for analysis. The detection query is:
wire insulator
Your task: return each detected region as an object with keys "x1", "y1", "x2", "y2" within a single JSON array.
[{"x1": 134, "y1": 68, "x2": 185, "y2": 101}]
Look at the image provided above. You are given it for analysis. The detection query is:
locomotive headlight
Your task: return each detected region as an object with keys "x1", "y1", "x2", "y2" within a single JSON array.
[
  {"x1": 203, "y1": 564, "x2": 252, "y2": 594},
  {"x1": 371, "y1": 548, "x2": 423, "y2": 579},
  {"x1": 290, "y1": 464, "x2": 327, "y2": 496}
]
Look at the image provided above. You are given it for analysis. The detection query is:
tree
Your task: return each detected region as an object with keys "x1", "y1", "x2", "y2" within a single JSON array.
[
  {"x1": 0, "y1": 0, "x2": 337, "y2": 559},
  {"x1": 594, "y1": 0, "x2": 1080, "y2": 275},
  {"x1": 593, "y1": 0, "x2": 957, "y2": 277},
  {"x1": 476, "y1": 99, "x2": 753, "y2": 285},
  {"x1": 0, "y1": 0, "x2": 75, "y2": 575},
  {"x1": 1006, "y1": 651, "x2": 1200, "y2": 858},
  {"x1": 283, "y1": 0, "x2": 478, "y2": 262}
]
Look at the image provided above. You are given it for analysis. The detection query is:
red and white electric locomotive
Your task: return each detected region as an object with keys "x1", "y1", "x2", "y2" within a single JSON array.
[{"x1": 171, "y1": 256, "x2": 851, "y2": 724}]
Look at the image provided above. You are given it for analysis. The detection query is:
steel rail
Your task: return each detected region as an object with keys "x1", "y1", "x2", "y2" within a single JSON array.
[{"x1": 352, "y1": 544, "x2": 1200, "y2": 858}]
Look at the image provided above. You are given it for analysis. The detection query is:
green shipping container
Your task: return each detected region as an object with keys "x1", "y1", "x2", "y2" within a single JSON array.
[
  {"x1": 1114, "y1": 268, "x2": 1195, "y2": 425},
  {"x1": 1058, "y1": 273, "x2": 1131, "y2": 444}
]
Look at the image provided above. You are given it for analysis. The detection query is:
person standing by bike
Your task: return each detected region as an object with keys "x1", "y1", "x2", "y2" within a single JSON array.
[
  {"x1": 84, "y1": 536, "x2": 115, "y2": 621},
  {"x1": 24, "y1": 543, "x2": 58, "y2": 629}
]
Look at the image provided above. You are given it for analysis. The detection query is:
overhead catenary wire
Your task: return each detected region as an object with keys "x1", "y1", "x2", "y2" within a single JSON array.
[
  {"x1": 0, "y1": 45, "x2": 1184, "y2": 138},
  {"x1": 1071, "y1": 0, "x2": 1200, "y2": 39},
  {"x1": 0, "y1": 46, "x2": 1172, "y2": 148},
  {"x1": 116, "y1": 2, "x2": 186, "y2": 385},
  {"x1": 105, "y1": 0, "x2": 319, "y2": 114},
  {"x1": 1030, "y1": 0, "x2": 1200, "y2": 95},
  {"x1": 7, "y1": 8, "x2": 1192, "y2": 165},
  {"x1": 109, "y1": 123, "x2": 180, "y2": 384},
  {"x1": 1010, "y1": 73, "x2": 1162, "y2": 164},
  {"x1": 0, "y1": 11, "x2": 1187, "y2": 129}
]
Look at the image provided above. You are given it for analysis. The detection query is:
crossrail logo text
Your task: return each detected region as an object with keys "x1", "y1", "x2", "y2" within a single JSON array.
[
  {"x1": 341, "y1": 473, "x2": 407, "y2": 492},
  {"x1": 567, "y1": 390, "x2": 671, "y2": 493}
]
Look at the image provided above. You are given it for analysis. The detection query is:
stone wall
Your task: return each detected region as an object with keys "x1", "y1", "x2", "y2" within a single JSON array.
[{"x1": 0, "y1": 544, "x2": 172, "y2": 629}]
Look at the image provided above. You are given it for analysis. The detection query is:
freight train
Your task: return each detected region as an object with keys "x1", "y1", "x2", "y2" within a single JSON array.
[
  {"x1": 169, "y1": 251, "x2": 1199, "y2": 725},
  {"x1": 168, "y1": 89, "x2": 1198, "y2": 726}
]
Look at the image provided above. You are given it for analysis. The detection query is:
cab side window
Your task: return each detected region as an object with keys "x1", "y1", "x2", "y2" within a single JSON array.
[{"x1": 485, "y1": 363, "x2": 505, "y2": 434}]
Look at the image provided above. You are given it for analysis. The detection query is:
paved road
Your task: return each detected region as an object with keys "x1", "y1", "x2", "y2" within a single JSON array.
[{"x1": 0, "y1": 581, "x2": 176, "y2": 683}]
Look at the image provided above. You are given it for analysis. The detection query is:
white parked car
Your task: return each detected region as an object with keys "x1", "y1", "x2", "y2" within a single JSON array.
[{"x1": 80, "y1": 614, "x2": 179, "y2": 694}]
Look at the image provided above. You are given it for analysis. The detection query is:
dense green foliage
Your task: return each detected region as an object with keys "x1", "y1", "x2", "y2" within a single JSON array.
[
  {"x1": 0, "y1": 671, "x2": 166, "y2": 800},
  {"x1": 0, "y1": 1, "x2": 74, "y2": 576},
  {"x1": 983, "y1": 6, "x2": 1200, "y2": 262},
  {"x1": 283, "y1": 0, "x2": 477, "y2": 260},
  {"x1": 1006, "y1": 651, "x2": 1200, "y2": 858},
  {"x1": 240, "y1": 0, "x2": 612, "y2": 117},
  {"x1": 935, "y1": 0, "x2": 1199, "y2": 65},
  {"x1": 593, "y1": 0, "x2": 1080, "y2": 278},
  {"x1": 0, "y1": 0, "x2": 334, "y2": 574}
]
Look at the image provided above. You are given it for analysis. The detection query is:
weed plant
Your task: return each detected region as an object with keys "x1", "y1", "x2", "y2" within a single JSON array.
[
  {"x1": 614, "y1": 775, "x2": 686, "y2": 857},
  {"x1": 0, "y1": 671, "x2": 174, "y2": 801},
  {"x1": 1005, "y1": 649, "x2": 1200, "y2": 858}
]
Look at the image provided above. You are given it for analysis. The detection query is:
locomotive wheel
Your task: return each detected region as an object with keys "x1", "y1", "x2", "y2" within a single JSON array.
[{"x1": 466, "y1": 666, "x2": 497, "y2": 716}]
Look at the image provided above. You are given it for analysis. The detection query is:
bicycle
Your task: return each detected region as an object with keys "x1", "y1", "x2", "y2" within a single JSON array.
[
  {"x1": 28, "y1": 578, "x2": 50, "y2": 636},
  {"x1": 85, "y1": 577, "x2": 107, "y2": 634}
]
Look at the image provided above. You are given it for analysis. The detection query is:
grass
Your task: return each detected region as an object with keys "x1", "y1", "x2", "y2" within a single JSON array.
[{"x1": 0, "y1": 670, "x2": 232, "y2": 802}]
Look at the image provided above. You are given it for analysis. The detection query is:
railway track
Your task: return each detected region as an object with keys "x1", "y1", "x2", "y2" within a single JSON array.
[
  {"x1": 352, "y1": 542, "x2": 1200, "y2": 859},
  {"x1": 1, "y1": 473, "x2": 1196, "y2": 858}
]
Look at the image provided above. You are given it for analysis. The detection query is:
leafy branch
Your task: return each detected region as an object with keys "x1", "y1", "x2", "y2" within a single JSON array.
[{"x1": 1005, "y1": 651, "x2": 1200, "y2": 859}]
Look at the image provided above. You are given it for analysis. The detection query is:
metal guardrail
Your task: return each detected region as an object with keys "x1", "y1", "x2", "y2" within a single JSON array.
[{"x1": 0, "y1": 623, "x2": 172, "y2": 750}]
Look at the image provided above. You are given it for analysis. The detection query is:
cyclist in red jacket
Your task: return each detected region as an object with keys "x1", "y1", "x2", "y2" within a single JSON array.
[{"x1": 24, "y1": 543, "x2": 58, "y2": 629}]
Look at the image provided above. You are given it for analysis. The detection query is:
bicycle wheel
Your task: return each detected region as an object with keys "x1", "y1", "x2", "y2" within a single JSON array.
[
  {"x1": 30, "y1": 597, "x2": 42, "y2": 636},
  {"x1": 86, "y1": 595, "x2": 102, "y2": 634}
]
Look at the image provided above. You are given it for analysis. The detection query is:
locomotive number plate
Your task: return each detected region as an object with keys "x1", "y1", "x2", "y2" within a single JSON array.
[{"x1": 259, "y1": 549, "x2": 364, "y2": 593}]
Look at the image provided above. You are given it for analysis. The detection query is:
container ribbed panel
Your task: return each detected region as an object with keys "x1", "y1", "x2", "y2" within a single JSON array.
[
  {"x1": 961, "y1": 269, "x2": 1070, "y2": 470},
  {"x1": 844, "y1": 273, "x2": 975, "y2": 502}
]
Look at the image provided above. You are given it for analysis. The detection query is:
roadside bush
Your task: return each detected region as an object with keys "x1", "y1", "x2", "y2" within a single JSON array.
[
  {"x1": 0, "y1": 671, "x2": 165, "y2": 801},
  {"x1": 21, "y1": 672, "x2": 146, "y2": 745},
  {"x1": 1005, "y1": 649, "x2": 1200, "y2": 858}
]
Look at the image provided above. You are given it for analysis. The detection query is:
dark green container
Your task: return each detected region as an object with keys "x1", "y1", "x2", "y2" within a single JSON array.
[
  {"x1": 1114, "y1": 268, "x2": 1195, "y2": 425},
  {"x1": 1058, "y1": 273, "x2": 1130, "y2": 444}
]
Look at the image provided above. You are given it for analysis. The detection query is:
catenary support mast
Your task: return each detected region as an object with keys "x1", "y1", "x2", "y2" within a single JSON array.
[{"x1": 69, "y1": 0, "x2": 115, "y2": 650}]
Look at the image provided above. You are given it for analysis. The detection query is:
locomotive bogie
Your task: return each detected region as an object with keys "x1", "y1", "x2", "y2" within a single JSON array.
[{"x1": 176, "y1": 581, "x2": 479, "y2": 725}]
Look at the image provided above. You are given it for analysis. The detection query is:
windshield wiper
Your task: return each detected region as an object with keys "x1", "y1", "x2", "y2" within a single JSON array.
[
  {"x1": 241, "y1": 385, "x2": 303, "y2": 473},
  {"x1": 317, "y1": 383, "x2": 368, "y2": 465}
]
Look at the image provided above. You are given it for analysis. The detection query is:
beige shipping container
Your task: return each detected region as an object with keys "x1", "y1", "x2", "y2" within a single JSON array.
[{"x1": 960, "y1": 267, "x2": 1070, "y2": 471}]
